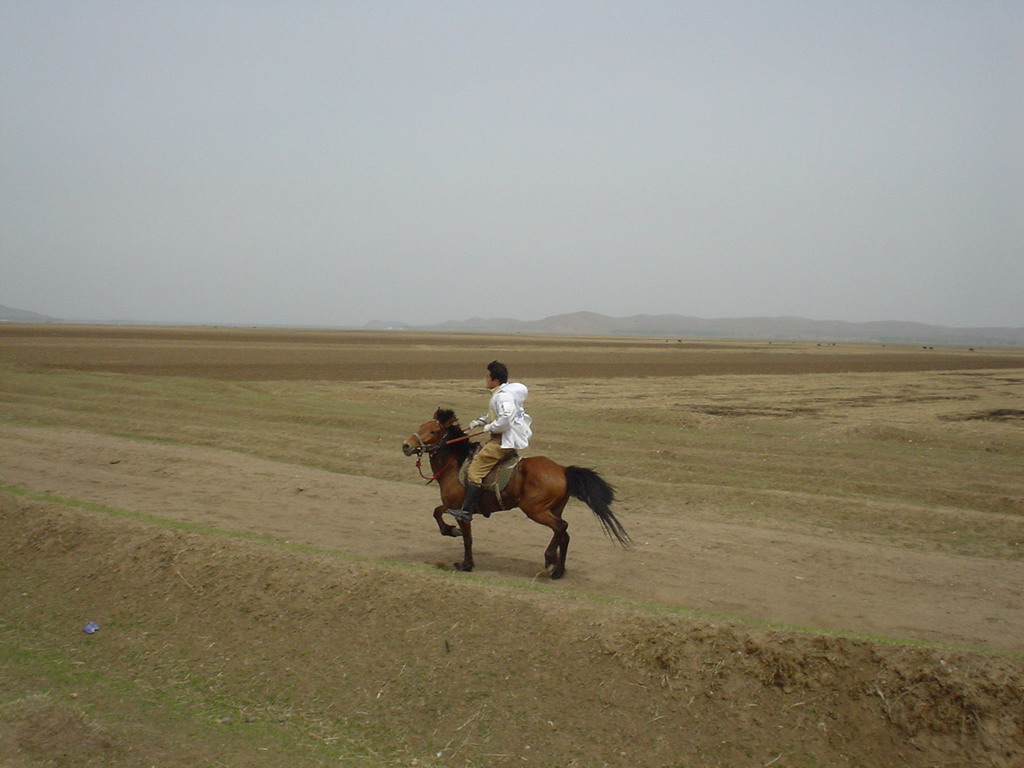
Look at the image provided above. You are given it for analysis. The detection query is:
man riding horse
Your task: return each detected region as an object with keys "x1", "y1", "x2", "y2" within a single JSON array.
[
  {"x1": 403, "y1": 389, "x2": 628, "y2": 577},
  {"x1": 448, "y1": 360, "x2": 532, "y2": 522}
]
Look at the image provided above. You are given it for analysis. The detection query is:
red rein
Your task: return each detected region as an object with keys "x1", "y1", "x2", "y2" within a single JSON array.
[{"x1": 416, "y1": 455, "x2": 453, "y2": 484}]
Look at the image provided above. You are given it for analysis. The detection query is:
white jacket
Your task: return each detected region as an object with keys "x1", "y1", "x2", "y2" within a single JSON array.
[{"x1": 481, "y1": 382, "x2": 532, "y2": 449}]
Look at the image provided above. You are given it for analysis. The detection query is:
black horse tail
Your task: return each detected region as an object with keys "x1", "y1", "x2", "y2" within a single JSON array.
[{"x1": 565, "y1": 466, "x2": 631, "y2": 547}]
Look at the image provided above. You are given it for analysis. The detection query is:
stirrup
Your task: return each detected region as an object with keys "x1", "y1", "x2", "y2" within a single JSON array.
[{"x1": 448, "y1": 508, "x2": 473, "y2": 522}]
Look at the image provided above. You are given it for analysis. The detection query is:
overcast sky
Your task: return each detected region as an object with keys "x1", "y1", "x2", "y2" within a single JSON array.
[{"x1": 2, "y1": 1, "x2": 1021, "y2": 328}]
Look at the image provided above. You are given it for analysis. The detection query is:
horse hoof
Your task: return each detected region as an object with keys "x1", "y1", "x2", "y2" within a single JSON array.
[
  {"x1": 453, "y1": 562, "x2": 474, "y2": 572},
  {"x1": 442, "y1": 527, "x2": 462, "y2": 538},
  {"x1": 550, "y1": 569, "x2": 565, "y2": 580}
]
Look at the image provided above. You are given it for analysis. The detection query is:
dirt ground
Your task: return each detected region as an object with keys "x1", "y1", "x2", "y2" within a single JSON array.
[{"x1": 2, "y1": 324, "x2": 1023, "y2": 767}]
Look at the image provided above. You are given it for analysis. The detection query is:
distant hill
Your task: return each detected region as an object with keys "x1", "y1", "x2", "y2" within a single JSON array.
[
  {"x1": 4, "y1": 303, "x2": 1020, "y2": 346},
  {"x1": 0, "y1": 304, "x2": 60, "y2": 323},
  {"x1": 378, "y1": 311, "x2": 1024, "y2": 347}
]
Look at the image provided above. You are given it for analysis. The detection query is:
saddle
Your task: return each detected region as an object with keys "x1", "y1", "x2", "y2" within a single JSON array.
[{"x1": 459, "y1": 446, "x2": 521, "y2": 511}]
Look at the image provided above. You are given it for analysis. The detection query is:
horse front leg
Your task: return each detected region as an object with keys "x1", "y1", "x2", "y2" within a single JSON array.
[
  {"x1": 433, "y1": 505, "x2": 462, "y2": 537},
  {"x1": 453, "y1": 518, "x2": 474, "y2": 571}
]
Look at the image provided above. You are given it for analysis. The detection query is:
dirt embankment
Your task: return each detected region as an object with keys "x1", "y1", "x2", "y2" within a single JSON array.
[
  {"x1": 3, "y1": 497, "x2": 1022, "y2": 768},
  {"x1": 2, "y1": 423, "x2": 1021, "y2": 655}
]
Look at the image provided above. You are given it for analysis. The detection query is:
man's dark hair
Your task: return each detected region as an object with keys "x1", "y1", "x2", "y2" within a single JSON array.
[{"x1": 487, "y1": 360, "x2": 508, "y2": 384}]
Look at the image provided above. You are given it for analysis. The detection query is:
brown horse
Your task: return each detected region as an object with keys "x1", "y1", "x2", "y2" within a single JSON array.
[{"x1": 402, "y1": 408, "x2": 630, "y2": 578}]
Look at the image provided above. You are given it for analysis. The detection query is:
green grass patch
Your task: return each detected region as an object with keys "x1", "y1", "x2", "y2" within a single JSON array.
[{"x1": 0, "y1": 618, "x2": 400, "y2": 767}]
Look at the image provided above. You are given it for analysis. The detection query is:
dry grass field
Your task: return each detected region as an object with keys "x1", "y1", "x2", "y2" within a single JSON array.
[{"x1": 2, "y1": 324, "x2": 1023, "y2": 767}]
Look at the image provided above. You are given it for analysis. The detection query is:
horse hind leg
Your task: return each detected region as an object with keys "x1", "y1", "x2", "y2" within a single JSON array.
[
  {"x1": 545, "y1": 523, "x2": 569, "y2": 579},
  {"x1": 533, "y1": 499, "x2": 570, "y2": 579}
]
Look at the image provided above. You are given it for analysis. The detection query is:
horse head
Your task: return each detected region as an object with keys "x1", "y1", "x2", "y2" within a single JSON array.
[{"x1": 402, "y1": 408, "x2": 462, "y2": 456}]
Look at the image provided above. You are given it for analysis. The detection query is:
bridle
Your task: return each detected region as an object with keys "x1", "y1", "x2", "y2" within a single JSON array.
[
  {"x1": 408, "y1": 420, "x2": 455, "y2": 484},
  {"x1": 406, "y1": 420, "x2": 446, "y2": 457},
  {"x1": 406, "y1": 420, "x2": 482, "y2": 484}
]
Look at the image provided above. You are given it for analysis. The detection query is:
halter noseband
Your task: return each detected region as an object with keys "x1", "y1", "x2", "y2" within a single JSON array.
[
  {"x1": 409, "y1": 419, "x2": 459, "y2": 484},
  {"x1": 407, "y1": 420, "x2": 447, "y2": 457}
]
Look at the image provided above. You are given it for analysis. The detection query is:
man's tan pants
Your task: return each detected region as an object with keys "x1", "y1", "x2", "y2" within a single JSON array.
[{"x1": 467, "y1": 437, "x2": 512, "y2": 485}]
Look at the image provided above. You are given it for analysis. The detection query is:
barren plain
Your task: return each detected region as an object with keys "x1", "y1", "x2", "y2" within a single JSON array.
[{"x1": 2, "y1": 324, "x2": 1023, "y2": 767}]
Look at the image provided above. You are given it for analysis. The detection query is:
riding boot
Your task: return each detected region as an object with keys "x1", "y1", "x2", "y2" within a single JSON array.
[{"x1": 449, "y1": 483, "x2": 482, "y2": 522}]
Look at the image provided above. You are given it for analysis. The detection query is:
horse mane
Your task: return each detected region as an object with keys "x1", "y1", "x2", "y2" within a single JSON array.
[
  {"x1": 432, "y1": 407, "x2": 473, "y2": 464},
  {"x1": 433, "y1": 407, "x2": 457, "y2": 426}
]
